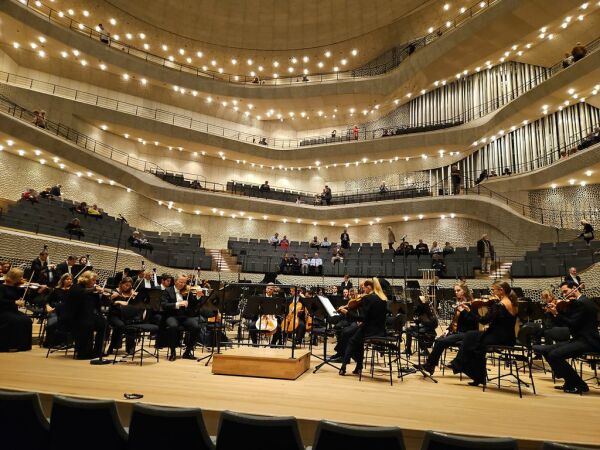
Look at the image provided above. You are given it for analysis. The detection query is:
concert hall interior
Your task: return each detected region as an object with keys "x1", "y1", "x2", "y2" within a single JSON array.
[{"x1": 1, "y1": 0, "x2": 600, "y2": 449}]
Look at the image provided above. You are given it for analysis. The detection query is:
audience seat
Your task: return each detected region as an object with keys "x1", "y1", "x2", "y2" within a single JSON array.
[
  {"x1": 0, "y1": 390, "x2": 49, "y2": 449},
  {"x1": 312, "y1": 420, "x2": 405, "y2": 450},
  {"x1": 420, "y1": 431, "x2": 517, "y2": 450}
]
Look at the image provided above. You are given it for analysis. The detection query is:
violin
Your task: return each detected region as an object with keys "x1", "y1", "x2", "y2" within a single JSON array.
[
  {"x1": 467, "y1": 296, "x2": 499, "y2": 309},
  {"x1": 338, "y1": 293, "x2": 366, "y2": 312}
]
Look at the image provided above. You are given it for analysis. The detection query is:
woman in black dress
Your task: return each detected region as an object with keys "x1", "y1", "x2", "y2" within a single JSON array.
[
  {"x1": 44, "y1": 273, "x2": 73, "y2": 347},
  {"x1": 450, "y1": 281, "x2": 518, "y2": 386},
  {"x1": 0, "y1": 268, "x2": 32, "y2": 352}
]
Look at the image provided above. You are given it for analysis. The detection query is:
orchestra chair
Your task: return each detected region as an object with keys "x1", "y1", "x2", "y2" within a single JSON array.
[
  {"x1": 420, "y1": 431, "x2": 517, "y2": 450},
  {"x1": 543, "y1": 442, "x2": 599, "y2": 450},
  {"x1": 128, "y1": 403, "x2": 215, "y2": 450},
  {"x1": 49, "y1": 396, "x2": 128, "y2": 450},
  {"x1": 361, "y1": 336, "x2": 403, "y2": 385},
  {"x1": 0, "y1": 390, "x2": 49, "y2": 449},
  {"x1": 45, "y1": 329, "x2": 76, "y2": 359},
  {"x1": 215, "y1": 410, "x2": 304, "y2": 450},
  {"x1": 311, "y1": 420, "x2": 405, "y2": 450},
  {"x1": 440, "y1": 345, "x2": 462, "y2": 380},
  {"x1": 484, "y1": 326, "x2": 537, "y2": 398},
  {"x1": 111, "y1": 322, "x2": 160, "y2": 366},
  {"x1": 576, "y1": 352, "x2": 600, "y2": 389}
]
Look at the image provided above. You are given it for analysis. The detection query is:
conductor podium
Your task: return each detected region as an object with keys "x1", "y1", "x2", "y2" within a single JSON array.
[{"x1": 212, "y1": 347, "x2": 311, "y2": 380}]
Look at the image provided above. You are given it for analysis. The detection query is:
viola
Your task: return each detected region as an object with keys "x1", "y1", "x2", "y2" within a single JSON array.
[{"x1": 282, "y1": 298, "x2": 304, "y2": 333}]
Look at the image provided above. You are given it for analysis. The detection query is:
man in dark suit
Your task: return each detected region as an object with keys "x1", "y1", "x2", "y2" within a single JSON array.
[
  {"x1": 476, "y1": 234, "x2": 494, "y2": 274},
  {"x1": 564, "y1": 267, "x2": 583, "y2": 288},
  {"x1": 340, "y1": 229, "x2": 350, "y2": 249},
  {"x1": 55, "y1": 256, "x2": 77, "y2": 278},
  {"x1": 533, "y1": 280, "x2": 600, "y2": 394},
  {"x1": 30, "y1": 250, "x2": 55, "y2": 285},
  {"x1": 339, "y1": 275, "x2": 352, "y2": 294},
  {"x1": 160, "y1": 274, "x2": 204, "y2": 361}
]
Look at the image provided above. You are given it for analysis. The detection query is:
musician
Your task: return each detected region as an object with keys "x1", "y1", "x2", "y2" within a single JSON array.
[
  {"x1": 449, "y1": 281, "x2": 518, "y2": 386},
  {"x1": 564, "y1": 267, "x2": 583, "y2": 289},
  {"x1": 63, "y1": 271, "x2": 107, "y2": 359},
  {"x1": 533, "y1": 281, "x2": 600, "y2": 394},
  {"x1": 416, "y1": 283, "x2": 479, "y2": 375},
  {"x1": 160, "y1": 274, "x2": 204, "y2": 361},
  {"x1": 248, "y1": 283, "x2": 279, "y2": 345},
  {"x1": 339, "y1": 279, "x2": 388, "y2": 375},
  {"x1": 281, "y1": 287, "x2": 307, "y2": 345},
  {"x1": 0, "y1": 268, "x2": 32, "y2": 352},
  {"x1": 55, "y1": 256, "x2": 77, "y2": 278},
  {"x1": 404, "y1": 295, "x2": 438, "y2": 356},
  {"x1": 535, "y1": 290, "x2": 570, "y2": 345},
  {"x1": 31, "y1": 250, "x2": 55, "y2": 285},
  {"x1": 107, "y1": 277, "x2": 144, "y2": 355},
  {"x1": 113, "y1": 267, "x2": 131, "y2": 285},
  {"x1": 43, "y1": 273, "x2": 73, "y2": 347},
  {"x1": 137, "y1": 270, "x2": 157, "y2": 290},
  {"x1": 159, "y1": 274, "x2": 172, "y2": 290},
  {"x1": 330, "y1": 288, "x2": 358, "y2": 361},
  {"x1": 339, "y1": 275, "x2": 353, "y2": 294},
  {"x1": 0, "y1": 261, "x2": 12, "y2": 283}
]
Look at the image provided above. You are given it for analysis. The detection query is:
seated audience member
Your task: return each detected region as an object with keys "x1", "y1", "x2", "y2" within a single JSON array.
[
  {"x1": 65, "y1": 218, "x2": 85, "y2": 238},
  {"x1": 269, "y1": 233, "x2": 280, "y2": 246},
  {"x1": 279, "y1": 253, "x2": 293, "y2": 274},
  {"x1": 21, "y1": 188, "x2": 40, "y2": 204},
  {"x1": 279, "y1": 235, "x2": 290, "y2": 250},
  {"x1": 50, "y1": 184, "x2": 62, "y2": 197},
  {"x1": 87, "y1": 203, "x2": 103, "y2": 219},
  {"x1": 430, "y1": 241, "x2": 443, "y2": 255},
  {"x1": 475, "y1": 169, "x2": 488, "y2": 184},
  {"x1": 73, "y1": 201, "x2": 88, "y2": 215},
  {"x1": 503, "y1": 168, "x2": 512, "y2": 176},
  {"x1": 578, "y1": 219, "x2": 594, "y2": 246},
  {"x1": 571, "y1": 41, "x2": 587, "y2": 62},
  {"x1": 560, "y1": 150, "x2": 568, "y2": 159},
  {"x1": 290, "y1": 254, "x2": 300, "y2": 274},
  {"x1": 300, "y1": 254, "x2": 310, "y2": 275},
  {"x1": 295, "y1": 196, "x2": 303, "y2": 204},
  {"x1": 259, "y1": 180, "x2": 271, "y2": 192},
  {"x1": 190, "y1": 180, "x2": 201, "y2": 189},
  {"x1": 259, "y1": 137, "x2": 268, "y2": 145},
  {"x1": 40, "y1": 187, "x2": 54, "y2": 200},
  {"x1": 128, "y1": 231, "x2": 154, "y2": 252},
  {"x1": 415, "y1": 239, "x2": 429, "y2": 255},
  {"x1": 0, "y1": 261, "x2": 12, "y2": 283},
  {"x1": 32, "y1": 110, "x2": 46, "y2": 128},
  {"x1": 309, "y1": 252, "x2": 323, "y2": 275},
  {"x1": 379, "y1": 182, "x2": 388, "y2": 194},
  {"x1": 310, "y1": 236, "x2": 320, "y2": 248},
  {"x1": 252, "y1": 76, "x2": 260, "y2": 84},
  {"x1": 313, "y1": 193, "x2": 322, "y2": 205},
  {"x1": 320, "y1": 237, "x2": 332, "y2": 248},
  {"x1": 382, "y1": 129, "x2": 389, "y2": 137},
  {"x1": 562, "y1": 52, "x2": 573, "y2": 68},
  {"x1": 0, "y1": 268, "x2": 33, "y2": 352},
  {"x1": 331, "y1": 245, "x2": 344, "y2": 264},
  {"x1": 489, "y1": 170, "x2": 498, "y2": 177},
  {"x1": 443, "y1": 242, "x2": 455, "y2": 255}
]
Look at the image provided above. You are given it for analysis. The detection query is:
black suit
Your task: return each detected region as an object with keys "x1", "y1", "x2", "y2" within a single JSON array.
[
  {"x1": 64, "y1": 284, "x2": 107, "y2": 359},
  {"x1": 534, "y1": 295, "x2": 600, "y2": 389},
  {"x1": 31, "y1": 258, "x2": 54, "y2": 285},
  {"x1": 564, "y1": 274, "x2": 581, "y2": 287},
  {"x1": 339, "y1": 280, "x2": 353, "y2": 294},
  {"x1": 160, "y1": 286, "x2": 203, "y2": 354},
  {"x1": 55, "y1": 262, "x2": 74, "y2": 279},
  {"x1": 342, "y1": 293, "x2": 387, "y2": 369},
  {"x1": 0, "y1": 284, "x2": 32, "y2": 351},
  {"x1": 340, "y1": 233, "x2": 350, "y2": 249}
]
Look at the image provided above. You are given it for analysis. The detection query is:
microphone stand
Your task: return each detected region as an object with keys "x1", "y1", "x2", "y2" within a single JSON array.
[{"x1": 113, "y1": 214, "x2": 127, "y2": 277}]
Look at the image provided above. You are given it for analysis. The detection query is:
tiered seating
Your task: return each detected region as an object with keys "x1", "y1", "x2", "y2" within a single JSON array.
[
  {"x1": 228, "y1": 238, "x2": 480, "y2": 278},
  {"x1": 224, "y1": 182, "x2": 431, "y2": 205},
  {"x1": 0, "y1": 199, "x2": 211, "y2": 270},
  {"x1": 511, "y1": 241, "x2": 600, "y2": 278}
]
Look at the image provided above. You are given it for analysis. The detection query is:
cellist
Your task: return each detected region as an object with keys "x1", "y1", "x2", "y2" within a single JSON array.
[{"x1": 281, "y1": 286, "x2": 307, "y2": 345}]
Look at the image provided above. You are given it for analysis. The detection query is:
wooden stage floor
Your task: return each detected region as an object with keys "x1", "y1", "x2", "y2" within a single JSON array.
[{"x1": 0, "y1": 347, "x2": 598, "y2": 449}]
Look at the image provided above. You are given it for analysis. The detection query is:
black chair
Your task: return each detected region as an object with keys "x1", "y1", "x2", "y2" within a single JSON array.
[
  {"x1": 216, "y1": 410, "x2": 303, "y2": 450},
  {"x1": 49, "y1": 396, "x2": 128, "y2": 450},
  {"x1": 0, "y1": 390, "x2": 49, "y2": 449},
  {"x1": 421, "y1": 430, "x2": 517, "y2": 450},
  {"x1": 112, "y1": 323, "x2": 160, "y2": 366},
  {"x1": 543, "y1": 443, "x2": 598, "y2": 450},
  {"x1": 312, "y1": 420, "x2": 405, "y2": 450},
  {"x1": 576, "y1": 352, "x2": 600, "y2": 389},
  {"x1": 128, "y1": 403, "x2": 215, "y2": 450},
  {"x1": 361, "y1": 336, "x2": 403, "y2": 385}
]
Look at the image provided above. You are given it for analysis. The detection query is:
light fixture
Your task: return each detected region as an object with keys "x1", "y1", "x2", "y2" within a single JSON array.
[
  {"x1": 569, "y1": 179, "x2": 575, "y2": 185},
  {"x1": 418, "y1": 214, "x2": 424, "y2": 220},
  {"x1": 324, "y1": 50, "x2": 331, "y2": 58}
]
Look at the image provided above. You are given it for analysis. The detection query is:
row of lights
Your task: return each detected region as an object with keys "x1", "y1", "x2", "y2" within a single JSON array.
[{"x1": 550, "y1": 170, "x2": 594, "y2": 189}]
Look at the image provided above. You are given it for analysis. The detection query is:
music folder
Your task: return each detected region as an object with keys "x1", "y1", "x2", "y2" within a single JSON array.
[{"x1": 317, "y1": 295, "x2": 341, "y2": 318}]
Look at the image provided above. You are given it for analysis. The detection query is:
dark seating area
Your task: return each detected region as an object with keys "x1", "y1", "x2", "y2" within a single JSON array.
[
  {"x1": 511, "y1": 241, "x2": 600, "y2": 278},
  {"x1": 228, "y1": 238, "x2": 479, "y2": 278},
  {"x1": 2, "y1": 390, "x2": 582, "y2": 450},
  {"x1": 0, "y1": 199, "x2": 211, "y2": 270},
  {"x1": 225, "y1": 182, "x2": 431, "y2": 205}
]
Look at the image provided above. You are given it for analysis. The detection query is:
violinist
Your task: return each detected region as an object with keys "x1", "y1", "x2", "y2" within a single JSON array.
[
  {"x1": 535, "y1": 290, "x2": 570, "y2": 345},
  {"x1": 404, "y1": 294, "x2": 438, "y2": 357},
  {"x1": 339, "y1": 279, "x2": 388, "y2": 376},
  {"x1": 448, "y1": 281, "x2": 518, "y2": 386},
  {"x1": 415, "y1": 283, "x2": 479, "y2": 375},
  {"x1": 533, "y1": 281, "x2": 600, "y2": 394},
  {"x1": 31, "y1": 250, "x2": 55, "y2": 286},
  {"x1": 63, "y1": 270, "x2": 107, "y2": 359},
  {"x1": 55, "y1": 256, "x2": 77, "y2": 278},
  {"x1": 43, "y1": 273, "x2": 72, "y2": 347},
  {"x1": 107, "y1": 277, "x2": 143, "y2": 356},
  {"x1": 331, "y1": 288, "x2": 360, "y2": 361},
  {"x1": 0, "y1": 268, "x2": 32, "y2": 352},
  {"x1": 0, "y1": 261, "x2": 11, "y2": 283},
  {"x1": 160, "y1": 274, "x2": 204, "y2": 361}
]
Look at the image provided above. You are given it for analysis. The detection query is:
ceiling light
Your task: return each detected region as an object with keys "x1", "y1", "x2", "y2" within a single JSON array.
[
  {"x1": 83, "y1": 10, "x2": 89, "y2": 17},
  {"x1": 60, "y1": 51, "x2": 68, "y2": 58},
  {"x1": 126, "y1": 33, "x2": 133, "y2": 40},
  {"x1": 324, "y1": 50, "x2": 331, "y2": 58},
  {"x1": 37, "y1": 50, "x2": 46, "y2": 58},
  {"x1": 569, "y1": 179, "x2": 575, "y2": 185},
  {"x1": 122, "y1": 73, "x2": 130, "y2": 80},
  {"x1": 80, "y1": 59, "x2": 87, "y2": 66},
  {"x1": 109, "y1": 18, "x2": 117, "y2": 26},
  {"x1": 585, "y1": 170, "x2": 592, "y2": 176},
  {"x1": 99, "y1": 63, "x2": 106, "y2": 70},
  {"x1": 100, "y1": 124, "x2": 107, "y2": 130},
  {"x1": 247, "y1": 58, "x2": 253, "y2": 65},
  {"x1": 302, "y1": 56, "x2": 309, "y2": 63},
  {"x1": 30, "y1": 42, "x2": 38, "y2": 49},
  {"x1": 418, "y1": 214, "x2": 424, "y2": 220},
  {"x1": 341, "y1": 59, "x2": 347, "y2": 65},
  {"x1": 443, "y1": 3, "x2": 450, "y2": 10}
]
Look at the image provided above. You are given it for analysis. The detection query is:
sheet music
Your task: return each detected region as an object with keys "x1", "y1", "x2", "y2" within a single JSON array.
[{"x1": 318, "y1": 295, "x2": 340, "y2": 318}]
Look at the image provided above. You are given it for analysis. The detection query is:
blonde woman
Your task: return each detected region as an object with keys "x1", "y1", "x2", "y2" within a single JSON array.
[
  {"x1": 0, "y1": 268, "x2": 32, "y2": 351},
  {"x1": 339, "y1": 279, "x2": 388, "y2": 376}
]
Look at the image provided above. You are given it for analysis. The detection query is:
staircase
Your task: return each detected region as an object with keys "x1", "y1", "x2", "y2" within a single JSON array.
[{"x1": 209, "y1": 249, "x2": 240, "y2": 272}]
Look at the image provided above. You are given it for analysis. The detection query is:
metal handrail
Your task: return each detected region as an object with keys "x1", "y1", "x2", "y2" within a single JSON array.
[{"x1": 15, "y1": 0, "x2": 500, "y2": 85}]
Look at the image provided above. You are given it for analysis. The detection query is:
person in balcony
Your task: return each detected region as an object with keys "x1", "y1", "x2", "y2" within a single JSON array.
[
  {"x1": 451, "y1": 164, "x2": 461, "y2": 195},
  {"x1": 340, "y1": 229, "x2": 350, "y2": 249},
  {"x1": 578, "y1": 220, "x2": 594, "y2": 246},
  {"x1": 310, "y1": 236, "x2": 321, "y2": 249},
  {"x1": 320, "y1": 237, "x2": 332, "y2": 248},
  {"x1": 477, "y1": 234, "x2": 494, "y2": 274},
  {"x1": 87, "y1": 204, "x2": 103, "y2": 219},
  {"x1": 331, "y1": 245, "x2": 344, "y2": 265},
  {"x1": 475, "y1": 169, "x2": 488, "y2": 184},
  {"x1": 331, "y1": 130, "x2": 337, "y2": 139},
  {"x1": 309, "y1": 252, "x2": 323, "y2": 276},
  {"x1": 443, "y1": 242, "x2": 455, "y2": 255},
  {"x1": 269, "y1": 233, "x2": 280, "y2": 246},
  {"x1": 21, "y1": 188, "x2": 40, "y2": 204},
  {"x1": 323, "y1": 185, "x2": 332, "y2": 205},
  {"x1": 352, "y1": 125, "x2": 359, "y2": 140},
  {"x1": 503, "y1": 168, "x2": 512, "y2": 176},
  {"x1": 32, "y1": 110, "x2": 46, "y2": 128},
  {"x1": 98, "y1": 23, "x2": 110, "y2": 44},
  {"x1": 128, "y1": 231, "x2": 154, "y2": 252},
  {"x1": 50, "y1": 184, "x2": 62, "y2": 198},
  {"x1": 300, "y1": 254, "x2": 310, "y2": 275},
  {"x1": 430, "y1": 241, "x2": 443, "y2": 255},
  {"x1": 562, "y1": 52, "x2": 573, "y2": 68},
  {"x1": 259, "y1": 181, "x2": 270, "y2": 192},
  {"x1": 387, "y1": 226, "x2": 396, "y2": 250},
  {"x1": 279, "y1": 235, "x2": 290, "y2": 250},
  {"x1": 379, "y1": 182, "x2": 388, "y2": 194},
  {"x1": 571, "y1": 42, "x2": 587, "y2": 62},
  {"x1": 65, "y1": 218, "x2": 84, "y2": 239},
  {"x1": 415, "y1": 240, "x2": 429, "y2": 255}
]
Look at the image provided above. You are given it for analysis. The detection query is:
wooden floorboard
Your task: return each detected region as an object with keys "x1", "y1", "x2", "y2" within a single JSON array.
[{"x1": 0, "y1": 347, "x2": 598, "y2": 449}]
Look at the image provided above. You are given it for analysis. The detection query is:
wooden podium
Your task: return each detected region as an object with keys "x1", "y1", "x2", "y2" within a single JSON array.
[{"x1": 212, "y1": 347, "x2": 311, "y2": 380}]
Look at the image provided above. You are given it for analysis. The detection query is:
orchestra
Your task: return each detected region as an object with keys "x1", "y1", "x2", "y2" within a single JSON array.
[{"x1": 0, "y1": 248, "x2": 599, "y2": 398}]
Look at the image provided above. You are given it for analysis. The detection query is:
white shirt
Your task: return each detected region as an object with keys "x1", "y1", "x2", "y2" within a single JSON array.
[
  {"x1": 321, "y1": 241, "x2": 331, "y2": 248},
  {"x1": 175, "y1": 290, "x2": 184, "y2": 308},
  {"x1": 310, "y1": 257, "x2": 323, "y2": 266},
  {"x1": 144, "y1": 279, "x2": 152, "y2": 289},
  {"x1": 269, "y1": 236, "x2": 279, "y2": 244},
  {"x1": 301, "y1": 258, "x2": 310, "y2": 266}
]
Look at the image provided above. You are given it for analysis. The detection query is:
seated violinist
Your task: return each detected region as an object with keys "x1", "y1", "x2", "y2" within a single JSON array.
[
  {"x1": 533, "y1": 281, "x2": 600, "y2": 394},
  {"x1": 43, "y1": 273, "x2": 72, "y2": 347},
  {"x1": 404, "y1": 294, "x2": 438, "y2": 356},
  {"x1": 0, "y1": 261, "x2": 11, "y2": 284},
  {"x1": 0, "y1": 268, "x2": 33, "y2": 352},
  {"x1": 415, "y1": 283, "x2": 478, "y2": 374},
  {"x1": 107, "y1": 277, "x2": 144, "y2": 356}
]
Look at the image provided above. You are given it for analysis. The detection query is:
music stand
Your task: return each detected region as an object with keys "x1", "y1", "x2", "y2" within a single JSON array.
[
  {"x1": 244, "y1": 295, "x2": 286, "y2": 347},
  {"x1": 197, "y1": 289, "x2": 226, "y2": 365},
  {"x1": 308, "y1": 295, "x2": 343, "y2": 373}
]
